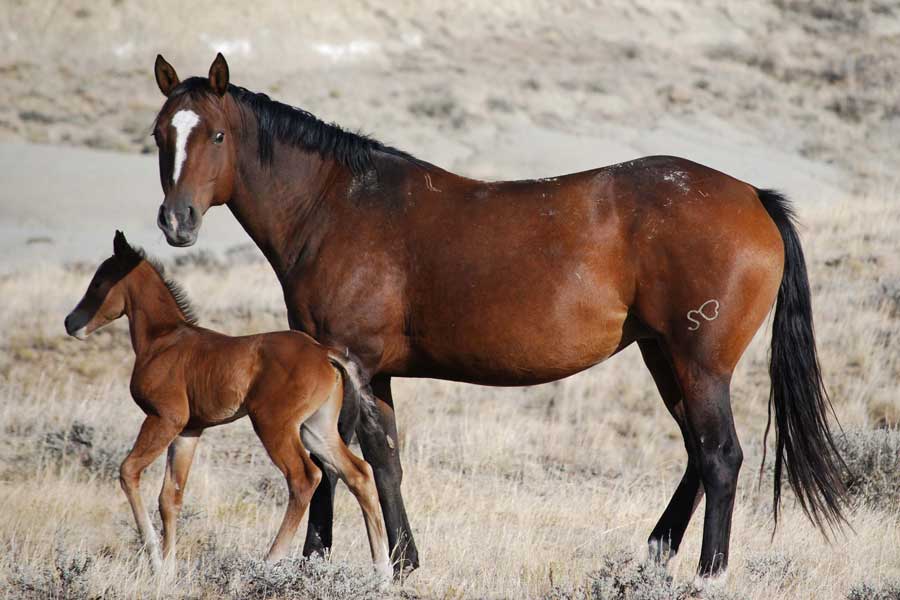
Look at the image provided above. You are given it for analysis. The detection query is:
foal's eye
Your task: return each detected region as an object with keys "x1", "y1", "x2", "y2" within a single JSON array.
[{"x1": 213, "y1": 131, "x2": 225, "y2": 144}]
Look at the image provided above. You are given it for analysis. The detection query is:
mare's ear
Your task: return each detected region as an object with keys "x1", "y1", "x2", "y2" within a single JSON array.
[
  {"x1": 113, "y1": 230, "x2": 130, "y2": 257},
  {"x1": 155, "y1": 54, "x2": 180, "y2": 97},
  {"x1": 208, "y1": 53, "x2": 229, "y2": 96}
]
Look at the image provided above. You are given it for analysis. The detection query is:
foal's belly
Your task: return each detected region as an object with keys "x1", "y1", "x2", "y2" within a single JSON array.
[{"x1": 186, "y1": 399, "x2": 248, "y2": 429}]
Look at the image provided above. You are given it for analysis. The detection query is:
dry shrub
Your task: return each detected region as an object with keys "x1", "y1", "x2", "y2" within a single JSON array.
[
  {"x1": 41, "y1": 420, "x2": 124, "y2": 481},
  {"x1": 6, "y1": 546, "x2": 95, "y2": 600},
  {"x1": 846, "y1": 580, "x2": 900, "y2": 600},
  {"x1": 198, "y1": 551, "x2": 390, "y2": 600},
  {"x1": 836, "y1": 429, "x2": 900, "y2": 511},
  {"x1": 545, "y1": 551, "x2": 740, "y2": 600},
  {"x1": 743, "y1": 552, "x2": 802, "y2": 588}
]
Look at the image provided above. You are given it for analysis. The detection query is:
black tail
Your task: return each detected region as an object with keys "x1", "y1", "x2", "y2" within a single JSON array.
[{"x1": 758, "y1": 189, "x2": 848, "y2": 535}]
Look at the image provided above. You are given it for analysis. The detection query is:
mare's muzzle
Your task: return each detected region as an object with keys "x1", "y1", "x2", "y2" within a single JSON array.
[{"x1": 158, "y1": 198, "x2": 201, "y2": 247}]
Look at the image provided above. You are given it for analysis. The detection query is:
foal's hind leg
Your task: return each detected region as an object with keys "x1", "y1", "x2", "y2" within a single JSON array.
[
  {"x1": 302, "y1": 407, "x2": 392, "y2": 580},
  {"x1": 251, "y1": 415, "x2": 322, "y2": 562},
  {"x1": 158, "y1": 429, "x2": 202, "y2": 560},
  {"x1": 303, "y1": 396, "x2": 358, "y2": 558},
  {"x1": 639, "y1": 340, "x2": 704, "y2": 564}
]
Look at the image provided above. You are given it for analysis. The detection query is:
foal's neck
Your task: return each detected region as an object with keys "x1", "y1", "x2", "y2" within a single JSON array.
[{"x1": 123, "y1": 263, "x2": 188, "y2": 357}]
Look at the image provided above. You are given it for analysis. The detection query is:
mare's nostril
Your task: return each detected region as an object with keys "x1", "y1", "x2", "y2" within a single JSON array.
[
  {"x1": 187, "y1": 204, "x2": 197, "y2": 225},
  {"x1": 157, "y1": 205, "x2": 167, "y2": 229}
]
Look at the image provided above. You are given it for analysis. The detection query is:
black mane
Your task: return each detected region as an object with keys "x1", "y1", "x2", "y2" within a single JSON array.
[
  {"x1": 162, "y1": 77, "x2": 421, "y2": 174},
  {"x1": 122, "y1": 244, "x2": 198, "y2": 325}
]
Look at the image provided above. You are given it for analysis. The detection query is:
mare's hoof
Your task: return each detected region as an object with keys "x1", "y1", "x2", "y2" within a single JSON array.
[
  {"x1": 647, "y1": 538, "x2": 676, "y2": 565},
  {"x1": 392, "y1": 554, "x2": 419, "y2": 580}
]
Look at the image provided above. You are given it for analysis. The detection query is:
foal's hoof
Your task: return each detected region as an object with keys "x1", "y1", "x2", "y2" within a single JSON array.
[
  {"x1": 148, "y1": 552, "x2": 164, "y2": 574},
  {"x1": 375, "y1": 563, "x2": 393, "y2": 590}
]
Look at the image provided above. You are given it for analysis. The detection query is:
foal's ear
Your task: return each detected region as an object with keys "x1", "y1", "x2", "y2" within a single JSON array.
[
  {"x1": 208, "y1": 53, "x2": 229, "y2": 96},
  {"x1": 155, "y1": 54, "x2": 180, "y2": 97},
  {"x1": 113, "y1": 230, "x2": 130, "y2": 257}
]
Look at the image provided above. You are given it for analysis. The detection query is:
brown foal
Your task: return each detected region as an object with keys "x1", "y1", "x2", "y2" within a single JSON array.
[{"x1": 63, "y1": 231, "x2": 392, "y2": 579}]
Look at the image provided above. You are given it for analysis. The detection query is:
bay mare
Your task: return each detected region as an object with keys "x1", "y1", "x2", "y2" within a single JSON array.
[
  {"x1": 150, "y1": 54, "x2": 847, "y2": 577},
  {"x1": 64, "y1": 231, "x2": 392, "y2": 580}
]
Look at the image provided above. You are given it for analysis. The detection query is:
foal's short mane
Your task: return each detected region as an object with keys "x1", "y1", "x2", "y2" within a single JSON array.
[
  {"x1": 124, "y1": 244, "x2": 198, "y2": 325},
  {"x1": 161, "y1": 77, "x2": 424, "y2": 174}
]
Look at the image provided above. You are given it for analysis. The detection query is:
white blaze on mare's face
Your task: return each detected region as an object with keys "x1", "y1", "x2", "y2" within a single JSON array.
[{"x1": 170, "y1": 109, "x2": 201, "y2": 185}]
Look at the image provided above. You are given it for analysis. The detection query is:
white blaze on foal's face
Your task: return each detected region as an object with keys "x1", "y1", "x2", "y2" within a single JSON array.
[{"x1": 170, "y1": 109, "x2": 200, "y2": 185}]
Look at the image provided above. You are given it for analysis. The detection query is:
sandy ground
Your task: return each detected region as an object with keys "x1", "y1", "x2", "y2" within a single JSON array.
[{"x1": 1, "y1": 2, "x2": 899, "y2": 599}]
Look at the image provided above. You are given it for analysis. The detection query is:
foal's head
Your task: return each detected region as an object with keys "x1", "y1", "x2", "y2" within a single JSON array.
[
  {"x1": 64, "y1": 231, "x2": 144, "y2": 339},
  {"x1": 152, "y1": 54, "x2": 237, "y2": 247}
]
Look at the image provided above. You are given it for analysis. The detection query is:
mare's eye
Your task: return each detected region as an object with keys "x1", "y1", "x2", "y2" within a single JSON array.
[{"x1": 213, "y1": 131, "x2": 225, "y2": 144}]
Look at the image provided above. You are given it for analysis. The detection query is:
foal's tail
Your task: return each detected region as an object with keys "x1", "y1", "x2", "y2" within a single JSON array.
[
  {"x1": 757, "y1": 189, "x2": 848, "y2": 535},
  {"x1": 327, "y1": 350, "x2": 380, "y2": 432}
]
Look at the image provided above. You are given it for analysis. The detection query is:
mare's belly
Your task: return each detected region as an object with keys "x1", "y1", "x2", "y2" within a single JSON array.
[{"x1": 410, "y1": 270, "x2": 631, "y2": 385}]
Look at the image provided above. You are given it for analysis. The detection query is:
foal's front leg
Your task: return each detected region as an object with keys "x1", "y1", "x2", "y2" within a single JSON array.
[
  {"x1": 158, "y1": 429, "x2": 202, "y2": 561},
  {"x1": 120, "y1": 415, "x2": 183, "y2": 570}
]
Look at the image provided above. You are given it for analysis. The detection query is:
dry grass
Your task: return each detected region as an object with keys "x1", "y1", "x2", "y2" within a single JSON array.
[{"x1": 1, "y1": 190, "x2": 898, "y2": 600}]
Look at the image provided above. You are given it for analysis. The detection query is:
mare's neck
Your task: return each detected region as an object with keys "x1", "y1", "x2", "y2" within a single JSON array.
[
  {"x1": 228, "y1": 136, "x2": 346, "y2": 281},
  {"x1": 123, "y1": 264, "x2": 188, "y2": 358}
]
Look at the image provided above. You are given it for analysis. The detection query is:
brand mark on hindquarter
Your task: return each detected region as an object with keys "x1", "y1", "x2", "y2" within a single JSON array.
[{"x1": 687, "y1": 299, "x2": 720, "y2": 331}]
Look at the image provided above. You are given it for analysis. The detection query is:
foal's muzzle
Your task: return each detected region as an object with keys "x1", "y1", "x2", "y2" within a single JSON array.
[
  {"x1": 157, "y1": 200, "x2": 200, "y2": 247},
  {"x1": 64, "y1": 311, "x2": 88, "y2": 339}
]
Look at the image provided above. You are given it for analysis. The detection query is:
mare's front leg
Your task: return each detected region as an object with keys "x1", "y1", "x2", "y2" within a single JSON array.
[
  {"x1": 120, "y1": 415, "x2": 183, "y2": 571},
  {"x1": 158, "y1": 429, "x2": 202, "y2": 561},
  {"x1": 356, "y1": 375, "x2": 419, "y2": 575}
]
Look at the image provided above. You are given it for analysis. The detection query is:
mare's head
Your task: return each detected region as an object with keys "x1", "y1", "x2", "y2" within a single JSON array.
[
  {"x1": 152, "y1": 54, "x2": 237, "y2": 246},
  {"x1": 64, "y1": 231, "x2": 143, "y2": 339}
]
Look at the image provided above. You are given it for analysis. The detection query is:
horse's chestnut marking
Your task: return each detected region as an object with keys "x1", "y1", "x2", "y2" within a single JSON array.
[{"x1": 687, "y1": 299, "x2": 720, "y2": 331}]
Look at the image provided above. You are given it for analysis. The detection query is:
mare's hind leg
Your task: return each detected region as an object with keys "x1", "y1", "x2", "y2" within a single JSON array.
[
  {"x1": 303, "y1": 396, "x2": 359, "y2": 558},
  {"x1": 675, "y1": 366, "x2": 741, "y2": 576},
  {"x1": 159, "y1": 429, "x2": 202, "y2": 560},
  {"x1": 251, "y1": 415, "x2": 322, "y2": 562},
  {"x1": 639, "y1": 340, "x2": 704, "y2": 564}
]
